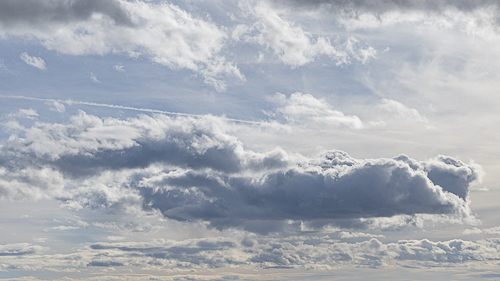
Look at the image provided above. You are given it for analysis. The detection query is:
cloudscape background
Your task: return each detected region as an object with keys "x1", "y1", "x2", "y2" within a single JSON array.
[{"x1": 0, "y1": 0, "x2": 499, "y2": 280}]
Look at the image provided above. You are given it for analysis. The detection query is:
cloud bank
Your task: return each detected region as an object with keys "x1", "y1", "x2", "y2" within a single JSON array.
[
  {"x1": 0, "y1": 111, "x2": 482, "y2": 232},
  {"x1": 1, "y1": 235, "x2": 500, "y2": 273}
]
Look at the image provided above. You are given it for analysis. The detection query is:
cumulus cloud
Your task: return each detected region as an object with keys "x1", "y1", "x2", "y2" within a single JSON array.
[
  {"x1": 244, "y1": 1, "x2": 376, "y2": 67},
  {"x1": 19, "y1": 52, "x2": 46, "y2": 70},
  {"x1": 270, "y1": 92, "x2": 364, "y2": 129},
  {"x1": 0, "y1": 0, "x2": 242, "y2": 91},
  {"x1": 0, "y1": 111, "x2": 482, "y2": 233}
]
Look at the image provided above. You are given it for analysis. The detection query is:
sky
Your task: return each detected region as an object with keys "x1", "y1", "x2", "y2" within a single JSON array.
[{"x1": 0, "y1": 0, "x2": 500, "y2": 280}]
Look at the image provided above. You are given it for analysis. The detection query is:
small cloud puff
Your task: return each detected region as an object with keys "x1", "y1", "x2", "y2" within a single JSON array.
[
  {"x1": 8, "y1": 108, "x2": 38, "y2": 119},
  {"x1": 378, "y1": 98, "x2": 434, "y2": 128},
  {"x1": 114, "y1": 64, "x2": 125, "y2": 72},
  {"x1": 271, "y1": 92, "x2": 363, "y2": 129},
  {"x1": 46, "y1": 101, "x2": 65, "y2": 113},
  {"x1": 90, "y1": 72, "x2": 100, "y2": 83},
  {"x1": 20, "y1": 52, "x2": 46, "y2": 70}
]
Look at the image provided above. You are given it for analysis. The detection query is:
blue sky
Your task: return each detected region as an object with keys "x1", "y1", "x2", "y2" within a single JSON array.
[{"x1": 0, "y1": 0, "x2": 500, "y2": 280}]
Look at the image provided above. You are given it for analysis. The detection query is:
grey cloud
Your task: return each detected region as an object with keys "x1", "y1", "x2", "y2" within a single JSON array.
[
  {"x1": 88, "y1": 261, "x2": 124, "y2": 267},
  {"x1": 1, "y1": 112, "x2": 482, "y2": 232},
  {"x1": 0, "y1": 0, "x2": 133, "y2": 29},
  {"x1": 79, "y1": 236, "x2": 500, "y2": 270},
  {"x1": 2, "y1": 236, "x2": 500, "y2": 273},
  {"x1": 137, "y1": 151, "x2": 478, "y2": 231},
  {"x1": 272, "y1": 0, "x2": 500, "y2": 14},
  {"x1": 1, "y1": 111, "x2": 288, "y2": 179},
  {"x1": 0, "y1": 243, "x2": 46, "y2": 256},
  {"x1": 88, "y1": 238, "x2": 240, "y2": 269}
]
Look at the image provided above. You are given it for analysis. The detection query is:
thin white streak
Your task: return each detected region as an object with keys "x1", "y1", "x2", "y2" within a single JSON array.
[{"x1": 0, "y1": 94, "x2": 261, "y2": 125}]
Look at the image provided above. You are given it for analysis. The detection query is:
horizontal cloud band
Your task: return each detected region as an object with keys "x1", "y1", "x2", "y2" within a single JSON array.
[{"x1": 1, "y1": 111, "x2": 481, "y2": 230}]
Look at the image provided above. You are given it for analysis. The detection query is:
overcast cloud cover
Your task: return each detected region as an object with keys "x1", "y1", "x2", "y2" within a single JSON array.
[{"x1": 0, "y1": 0, "x2": 500, "y2": 280}]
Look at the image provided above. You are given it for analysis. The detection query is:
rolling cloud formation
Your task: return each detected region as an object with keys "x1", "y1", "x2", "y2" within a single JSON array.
[{"x1": 0, "y1": 111, "x2": 481, "y2": 231}]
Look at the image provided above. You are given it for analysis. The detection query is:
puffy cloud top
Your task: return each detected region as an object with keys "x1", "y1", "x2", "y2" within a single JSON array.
[{"x1": 0, "y1": 112, "x2": 482, "y2": 232}]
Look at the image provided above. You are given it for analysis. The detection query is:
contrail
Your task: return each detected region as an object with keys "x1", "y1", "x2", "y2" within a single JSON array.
[{"x1": 0, "y1": 94, "x2": 262, "y2": 124}]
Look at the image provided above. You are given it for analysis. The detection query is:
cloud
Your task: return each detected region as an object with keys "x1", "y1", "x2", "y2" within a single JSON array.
[
  {"x1": 2, "y1": 235, "x2": 500, "y2": 273},
  {"x1": 0, "y1": 111, "x2": 482, "y2": 233},
  {"x1": 244, "y1": 2, "x2": 376, "y2": 67},
  {"x1": 0, "y1": 58, "x2": 7, "y2": 72},
  {"x1": 273, "y1": 0, "x2": 500, "y2": 15},
  {"x1": 114, "y1": 64, "x2": 125, "y2": 72},
  {"x1": 90, "y1": 72, "x2": 100, "y2": 83},
  {"x1": 270, "y1": 92, "x2": 364, "y2": 129},
  {"x1": 46, "y1": 101, "x2": 66, "y2": 113},
  {"x1": 271, "y1": 0, "x2": 500, "y2": 42},
  {"x1": 19, "y1": 52, "x2": 46, "y2": 70},
  {"x1": 463, "y1": 226, "x2": 500, "y2": 236},
  {"x1": 338, "y1": 231, "x2": 385, "y2": 239},
  {"x1": 0, "y1": 0, "x2": 243, "y2": 91},
  {"x1": 0, "y1": 243, "x2": 47, "y2": 256},
  {"x1": 377, "y1": 99, "x2": 433, "y2": 128},
  {"x1": 8, "y1": 108, "x2": 38, "y2": 119}
]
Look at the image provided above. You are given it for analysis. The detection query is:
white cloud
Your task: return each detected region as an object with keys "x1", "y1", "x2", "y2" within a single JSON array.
[
  {"x1": 0, "y1": 0, "x2": 243, "y2": 91},
  {"x1": 338, "y1": 231, "x2": 385, "y2": 239},
  {"x1": 244, "y1": 2, "x2": 376, "y2": 67},
  {"x1": 231, "y1": 24, "x2": 251, "y2": 41},
  {"x1": 46, "y1": 101, "x2": 66, "y2": 113},
  {"x1": 378, "y1": 99, "x2": 434, "y2": 128},
  {"x1": 463, "y1": 226, "x2": 500, "y2": 236},
  {"x1": 378, "y1": 99, "x2": 426, "y2": 121},
  {"x1": 90, "y1": 72, "x2": 100, "y2": 83},
  {"x1": 113, "y1": 64, "x2": 125, "y2": 72},
  {"x1": 271, "y1": 92, "x2": 364, "y2": 129},
  {"x1": 0, "y1": 243, "x2": 47, "y2": 257},
  {"x1": 8, "y1": 108, "x2": 38, "y2": 119},
  {"x1": 19, "y1": 52, "x2": 46, "y2": 70},
  {"x1": 0, "y1": 58, "x2": 9, "y2": 72}
]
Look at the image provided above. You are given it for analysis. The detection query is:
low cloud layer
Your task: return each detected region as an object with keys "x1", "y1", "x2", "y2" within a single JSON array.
[
  {"x1": 1, "y1": 235, "x2": 500, "y2": 273},
  {"x1": 0, "y1": 111, "x2": 482, "y2": 232}
]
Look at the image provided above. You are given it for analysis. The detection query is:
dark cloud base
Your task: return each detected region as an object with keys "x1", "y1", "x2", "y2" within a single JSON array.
[{"x1": 0, "y1": 111, "x2": 482, "y2": 233}]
